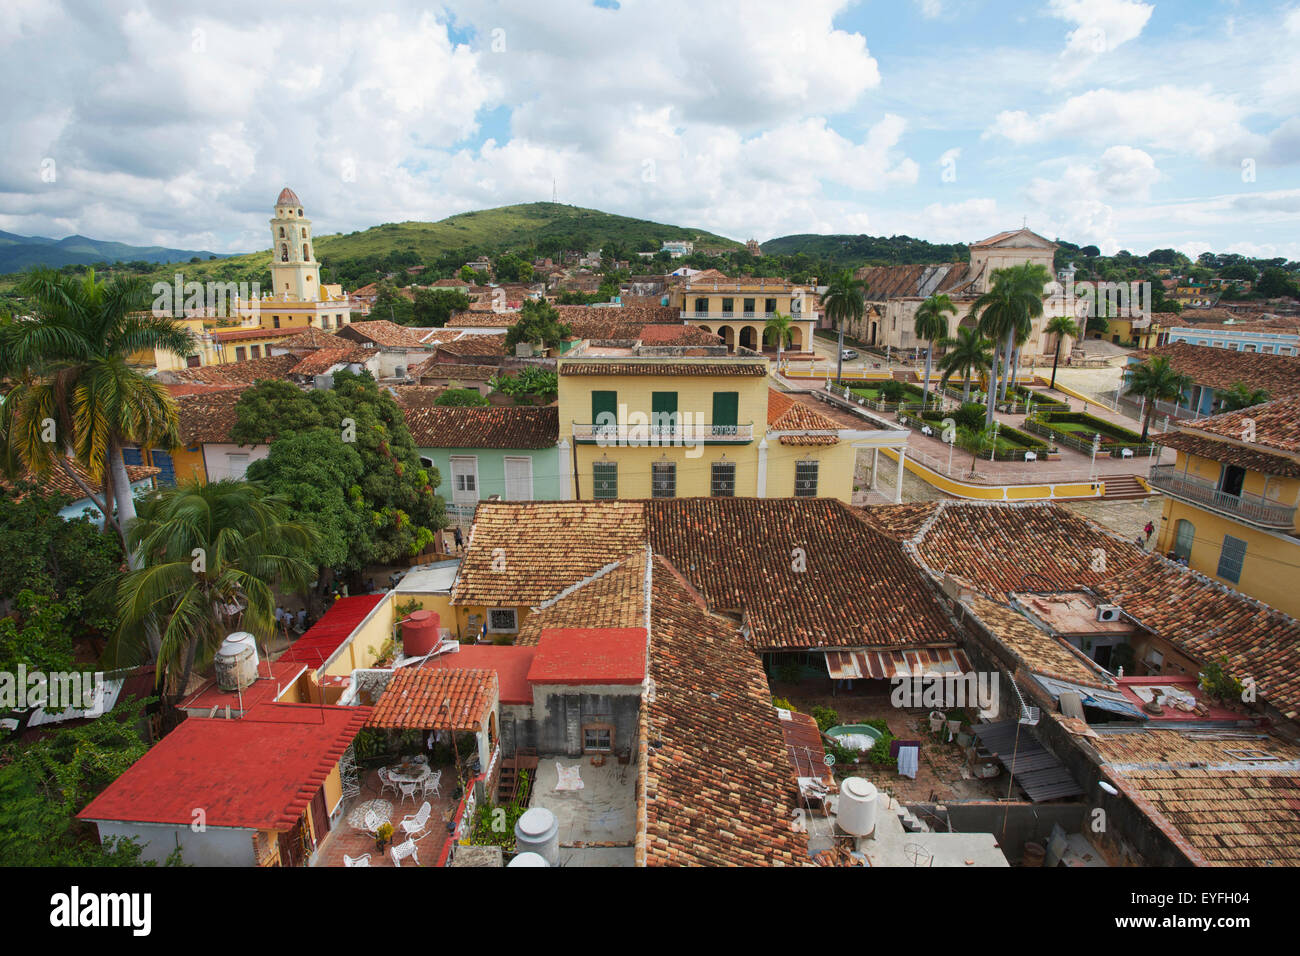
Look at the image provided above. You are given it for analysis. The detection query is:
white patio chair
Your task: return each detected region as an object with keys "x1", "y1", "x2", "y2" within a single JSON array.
[
  {"x1": 397, "y1": 780, "x2": 420, "y2": 802},
  {"x1": 360, "y1": 809, "x2": 385, "y2": 838},
  {"x1": 400, "y1": 801, "x2": 432, "y2": 839},
  {"x1": 377, "y1": 768, "x2": 400, "y2": 799},
  {"x1": 390, "y1": 839, "x2": 420, "y2": 867},
  {"x1": 421, "y1": 769, "x2": 442, "y2": 800},
  {"x1": 343, "y1": 853, "x2": 371, "y2": 867}
]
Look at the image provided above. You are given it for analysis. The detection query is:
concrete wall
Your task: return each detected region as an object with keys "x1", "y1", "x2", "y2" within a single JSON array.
[
  {"x1": 322, "y1": 591, "x2": 396, "y2": 678},
  {"x1": 908, "y1": 801, "x2": 1086, "y2": 862},
  {"x1": 201, "y1": 442, "x2": 270, "y2": 481},
  {"x1": 418, "y1": 446, "x2": 566, "y2": 504},
  {"x1": 93, "y1": 820, "x2": 256, "y2": 866},
  {"x1": 504, "y1": 686, "x2": 641, "y2": 758}
]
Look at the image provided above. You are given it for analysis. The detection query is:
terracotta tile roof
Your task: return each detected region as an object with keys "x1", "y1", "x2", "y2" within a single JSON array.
[
  {"x1": 1153, "y1": 429, "x2": 1300, "y2": 478},
  {"x1": 408, "y1": 357, "x2": 497, "y2": 382},
  {"x1": 559, "y1": 361, "x2": 767, "y2": 376},
  {"x1": 867, "y1": 501, "x2": 1300, "y2": 719},
  {"x1": 288, "y1": 347, "x2": 374, "y2": 377},
  {"x1": 639, "y1": 555, "x2": 807, "y2": 866},
  {"x1": 417, "y1": 329, "x2": 467, "y2": 346},
  {"x1": 175, "y1": 388, "x2": 249, "y2": 444},
  {"x1": 337, "y1": 320, "x2": 430, "y2": 349},
  {"x1": 446, "y1": 313, "x2": 520, "y2": 328},
  {"x1": 637, "y1": 324, "x2": 721, "y2": 346},
  {"x1": 1090, "y1": 729, "x2": 1300, "y2": 867},
  {"x1": 211, "y1": 326, "x2": 297, "y2": 343},
  {"x1": 421, "y1": 645, "x2": 536, "y2": 705},
  {"x1": 162, "y1": 353, "x2": 299, "y2": 385},
  {"x1": 1180, "y1": 396, "x2": 1300, "y2": 456},
  {"x1": 515, "y1": 550, "x2": 648, "y2": 645},
  {"x1": 400, "y1": 405, "x2": 558, "y2": 449},
  {"x1": 77, "y1": 703, "x2": 372, "y2": 831},
  {"x1": 436, "y1": 333, "x2": 507, "y2": 357},
  {"x1": 855, "y1": 262, "x2": 978, "y2": 300},
  {"x1": 645, "y1": 498, "x2": 959, "y2": 650},
  {"x1": 767, "y1": 388, "x2": 841, "y2": 445},
  {"x1": 961, "y1": 595, "x2": 1113, "y2": 689},
  {"x1": 452, "y1": 501, "x2": 648, "y2": 607},
  {"x1": 164, "y1": 383, "x2": 245, "y2": 397},
  {"x1": 367, "y1": 668, "x2": 497, "y2": 732},
  {"x1": 1, "y1": 459, "x2": 159, "y2": 502},
  {"x1": 276, "y1": 327, "x2": 349, "y2": 350},
  {"x1": 1130, "y1": 342, "x2": 1300, "y2": 399}
]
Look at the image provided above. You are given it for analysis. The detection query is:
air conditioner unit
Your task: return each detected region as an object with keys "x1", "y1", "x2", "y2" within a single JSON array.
[{"x1": 1096, "y1": 604, "x2": 1122, "y2": 623}]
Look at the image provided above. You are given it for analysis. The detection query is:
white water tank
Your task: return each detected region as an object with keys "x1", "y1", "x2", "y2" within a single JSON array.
[
  {"x1": 508, "y1": 852, "x2": 549, "y2": 867},
  {"x1": 514, "y1": 807, "x2": 559, "y2": 865},
  {"x1": 837, "y1": 777, "x2": 879, "y2": 837},
  {"x1": 214, "y1": 632, "x2": 259, "y2": 692}
]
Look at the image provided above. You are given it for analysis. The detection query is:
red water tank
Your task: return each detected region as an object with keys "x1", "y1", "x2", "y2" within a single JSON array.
[{"x1": 403, "y1": 610, "x2": 441, "y2": 657}]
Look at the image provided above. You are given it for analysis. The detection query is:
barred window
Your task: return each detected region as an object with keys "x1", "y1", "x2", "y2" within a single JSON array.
[
  {"x1": 711, "y1": 461, "x2": 736, "y2": 497},
  {"x1": 593, "y1": 461, "x2": 618, "y2": 499},
  {"x1": 651, "y1": 461, "x2": 676, "y2": 498},
  {"x1": 794, "y1": 460, "x2": 819, "y2": 497}
]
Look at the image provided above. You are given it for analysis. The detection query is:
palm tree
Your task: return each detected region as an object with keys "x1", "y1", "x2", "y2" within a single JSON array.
[
  {"x1": 764, "y1": 310, "x2": 794, "y2": 366},
  {"x1": 937, "y1": 326, "x2": 994, "y2": 403},
  {"x1": 1045, "y1": 315, "x2": 1080, "y2": 390},
  {"x1": 0, "y1": 268, "x2": 195, "y2": 554},
  {"x1": 969, "y1": 263, "x2": 1051, "y2": 423},
  {"x1": 821, "y1": 269, "x2": 867, "y2": 382},
  {"x1": 1126, "y1": 356, "x2": 1194, "y2": 440},
  {"x1": 1215, "y1": 381, "x2": 1270, "y2": 412},
  {"x1": 111, "y1": 480, "x2": 319, "y2": 699},
  {"x1": 914, "y1": 294, "x2": 956, "y2": 407}
]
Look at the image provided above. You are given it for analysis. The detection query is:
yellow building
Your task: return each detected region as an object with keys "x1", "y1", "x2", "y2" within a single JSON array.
[
  {"x1": 556, "y1": 353, "x2": 907, "y2": 503},
  {"x1": 1149, "y1": 396, "x2": 1300, "y2": 617},
  {"x1": 673, "y1": 274, "x2": 817, "y2": 354}
]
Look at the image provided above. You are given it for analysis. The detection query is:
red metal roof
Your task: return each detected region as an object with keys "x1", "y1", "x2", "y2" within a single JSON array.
[
  {"x1": 279, "y1": 594, "x2": 387, "y2": 668},
  {"x1": 527, "y1": 628, "x2": 646, "y2": 685},
  {"x1": 423, "y1": 645, "x2": 536, "y2": 704},
  {"x1": 77, "y1": 703, "x2": 371, "y2": 831},
  {"x1": 179, "y1": 658, "x2": 307, "y2": 714}
]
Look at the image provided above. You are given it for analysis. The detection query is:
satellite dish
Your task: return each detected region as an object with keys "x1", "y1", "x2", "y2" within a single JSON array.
[{"x1": 1099, "y1": 781, "x2": 1118, "y2": 796}]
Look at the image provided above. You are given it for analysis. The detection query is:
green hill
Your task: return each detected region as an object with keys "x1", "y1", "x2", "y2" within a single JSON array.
[
  {"x1": 0, "y1": 230, "x2": 223, "y2": 274},
  {"x1": 760, "y1": 233, "x2": 968, "y2": 266},
  {"x1": 5, "y1": 202, "x2": 743, "y2": 292}
]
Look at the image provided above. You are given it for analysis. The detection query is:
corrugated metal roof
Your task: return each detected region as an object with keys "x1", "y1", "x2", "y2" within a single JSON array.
[{"x1": 824, "y1": 646, "x2": 971, "y2": 680}]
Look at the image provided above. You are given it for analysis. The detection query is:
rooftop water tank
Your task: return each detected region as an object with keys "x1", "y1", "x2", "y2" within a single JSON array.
[
  {"x1": 403, "y1": 610, "x2": 441, "y2": 657},
  {"x1": 837, "y1": 777, "x2": 879, "y2": 837},
  {"x1": 507, "y1": 852, "x2": 549, "y2": 867},
  {"x1": 214, "y1": 632, "x2": 259, "y2": 692},
  {"x1": 514, "y1": 807, "x2": 559, "y2": 865}
]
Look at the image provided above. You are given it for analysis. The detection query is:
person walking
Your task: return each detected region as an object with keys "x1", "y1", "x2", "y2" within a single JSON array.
[
  {"x1": 453, "y1": 524, "x2": 464, "y2": 553},
  {"x1": 1143, "y1": 521, "x2": 1155, "y2": 546}
]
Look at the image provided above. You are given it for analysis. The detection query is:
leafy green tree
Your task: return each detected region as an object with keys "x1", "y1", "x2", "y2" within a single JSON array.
[
  {"x1": 411, "y1": 288, "x2": 470, "y2": 327},
  {"x1": 374, "y1": 281, "x2": 414, "y2": 324},
  {"x1": 505, "y1": 298, "x2": 572, "y2": 352},
  {"x1": 1044, "y1": 315, "x2": 1080, "y2": 390},
  {"x1": 234, "y1": 371, "x2": 445, "y2": 598},
  {"x1": 821, "y1": 269, "x2": 867, "y2": 381},
  {"x1": 0, "y1": 268, "x2": 196, "y2": 555},
  {"x1": 913, "y1": 294, "x2": 956, "y2": 406},
  {"x1": 494, "y1": 253, "x2": 534, "y2": 283},
  {"x1": 0, "y1": 696, "x2": 167, "y2": 866},
  {"x1": 111, "y1": 480, "x2": 318, "y2": 697},
  {"x1": 1257, "y1": 267, "x2": 1299, "y2": 299},
  {"x1": 764, "y1": 311, "x2": 794, "y2": 364},
  {"x1": 1126, "y1": 356, "x2": 1194, "y2": 440},
  {"x1": 970, "y1": 263, "x2": 1050, "y2": 424}
]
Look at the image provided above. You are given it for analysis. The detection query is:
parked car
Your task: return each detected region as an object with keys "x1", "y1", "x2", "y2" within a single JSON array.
[{"x1": 840, "y1": 348, "x2": 859, "y2": 361}]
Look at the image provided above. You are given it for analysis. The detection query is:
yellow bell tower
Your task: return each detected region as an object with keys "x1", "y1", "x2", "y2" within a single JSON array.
[{"x1": 269, "y1": 187, "x2": 319, "y2": 302}]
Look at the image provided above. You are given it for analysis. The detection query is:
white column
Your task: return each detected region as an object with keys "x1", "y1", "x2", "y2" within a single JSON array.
[
  {"x1": 558, "y1": 439, "x2": 573, "y2": 500},
  {"x1": 756, "y1": 439, "x2": 768, "y2": 498},
  {"x1": 871, "y1": 447, "x2": 879, "y2": 490},
  {"x1": 894, "y1": 447, "x2": 906, "y2": 504}
]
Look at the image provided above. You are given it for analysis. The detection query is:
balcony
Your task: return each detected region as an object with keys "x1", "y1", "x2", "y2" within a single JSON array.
[
  {"x1": 680, "y1": 311, "x2": 795, "y2": 321},
  {"x1": 1148, "y1": 465, "x2": 1298, "y2": 530},
  {"x1": 572, "y1": 422, "x2": 754, "y2": 444}
]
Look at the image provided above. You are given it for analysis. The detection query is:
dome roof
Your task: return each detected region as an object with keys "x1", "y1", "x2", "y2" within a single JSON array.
[{"x1": 276, "y1": 187, "x2": 301, "y2": 206}]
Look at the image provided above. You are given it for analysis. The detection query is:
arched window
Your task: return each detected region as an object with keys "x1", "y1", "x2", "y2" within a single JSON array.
[
  {"x1": 1173, "y1": 519, "x2": 1195, "y2": 560},
  {"x1": 280, "y1": 244, "x2": 288, "y2": 262},
  {"x1": 298, "y1": 208, "x2": 303, "y2": 216},
  {"x1": 279, "y1": 227, "x2": 285, "y2": 238},
  {"x1": 303, "y1": 244, "x2": 310, "y2": 260}
]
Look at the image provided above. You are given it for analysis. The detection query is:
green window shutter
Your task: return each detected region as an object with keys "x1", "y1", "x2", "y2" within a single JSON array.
[
  {"x1": 652, "y1": 391, "x2": 678, "y2": 434},
  {"x1": 592, "y1": 390, "x2": 617, "y2": 434},
  {"x1": 712, "y1": 391, "x2": 738, "y2": 436},
  {"x1": 1216, "y1": 535, "x2": 1247, "y2": 583}
]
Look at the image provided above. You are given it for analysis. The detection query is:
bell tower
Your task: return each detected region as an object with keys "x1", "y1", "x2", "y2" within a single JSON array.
[{"x1": 269, "y1": 187, "x2": 319, "y2": 302}]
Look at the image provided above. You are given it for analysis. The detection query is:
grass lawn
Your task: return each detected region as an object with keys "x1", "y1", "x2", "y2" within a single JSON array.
[
  {"x1": 847, "y1": 382, "x2": 924, "y2": 402},
  {"x1": 1049, "y1": 419, "x2": 1140, "y2": 442}
]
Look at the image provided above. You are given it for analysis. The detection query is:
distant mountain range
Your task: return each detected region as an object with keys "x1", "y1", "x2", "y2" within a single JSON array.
[{"x1": 0, "y1": 231, "x2": 224, "y2": 274}]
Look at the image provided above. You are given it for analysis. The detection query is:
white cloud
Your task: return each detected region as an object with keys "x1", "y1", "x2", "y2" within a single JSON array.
[{"x1": 1049, "y1": 0, "x2": 1153, "y2": 61}]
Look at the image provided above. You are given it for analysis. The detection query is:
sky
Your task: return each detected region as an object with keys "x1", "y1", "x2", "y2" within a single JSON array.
[{"x1": 2, "y1": 0, "x2": 1297, "y2": 260}]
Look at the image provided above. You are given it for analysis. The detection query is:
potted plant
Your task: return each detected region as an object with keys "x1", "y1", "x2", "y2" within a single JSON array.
[{"x1": 375, "y1": 821, "x2": 394, "y2": 851}]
